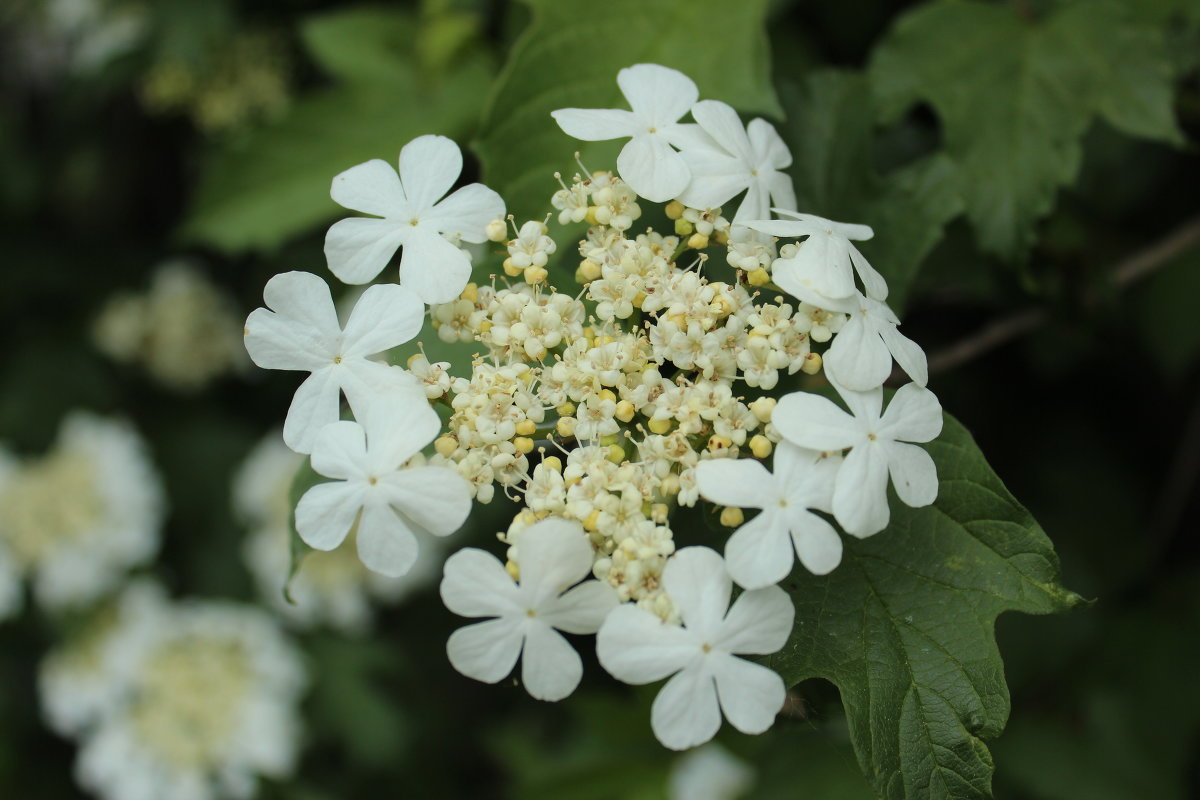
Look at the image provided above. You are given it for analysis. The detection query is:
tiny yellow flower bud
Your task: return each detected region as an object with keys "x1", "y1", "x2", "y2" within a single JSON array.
[
  {"x1": 505, "y1": 560, "x2": 520, "y2": 580},
  {"x1": 477, "y1": 318, "x2": 493, "y2": 333},
  {"x1": 557, "y1": 402, "x2": 576, "y2": 417},
  {"x1": 486, "y1": 219, "x2": 508, "y2": 242},
  {"x1": 556, "y1": 417, "x2": 577, "y2": 438},
  {"x1": 434, "y1": 435, "x2": 458, "y2": 457},
  {"x1": 615, "y1": 400, "x2": 635, "y2": 422},
  {"x1": 632, "y1": 291, "x2": 647, "y2": 306},
  {"x1": 749, "y1": 397, "x2": 776, "y2": 424},
  {"x1": 460, "y1": 282, "x2": 479, "y2": 303},
  {"x1": 719, "y1": 506, "x2": 745, "y2": 527},
  {"x1": 514, "y1": 436, "x2": 535, "y2": 454},
  {"x1": 674, "y1": 218, "x2": 694, "y2": 236},
  {"x1": 541, "y1": 455, "x2": 563, "y2": 473},
  {"x1": 598, "y1": 388, "x2": 617, "y2": 403},
  {"x1": 583, "y1": 509, "x2": 600, "y2": 531},
  {"x1": 665, "y1": 200, "x2": 685, "y2": 220},
  {"x1": 607, "y1": 444, "x2": 625, "y2": 464},
  {"x1": 687, "y1": 232, "x2": 709, "y2": 250},
  {"x1": 708, "y1": 434, "x2": 733, "y2": 452},
  {"x1": 586, "y1": 207, "x2": 602, "y2": 226},
  {"x1": 524, "y1": 265, "x2": 548, "y2": 285},
  {"x1": 749, "y1": 434, "x2": 773, "y2": 459},
  {"x1": 502, "y1": 257, "x2": 522, "y2": 277},
  {"x1": 579, "y1": 259, "x2": 602, "y2": 282},
  {"x1": 647, "y1": 417, "x2": 672, "y2": 435},
  {"x1": 800, "y1": 352, "x2": 822, "y2": 375},
  {"x1": 515, "y1": 419, "x2": 537, "y2": 436},
  {"x1": 747, "y1": 267, "x2": 771, "y2": 287}
]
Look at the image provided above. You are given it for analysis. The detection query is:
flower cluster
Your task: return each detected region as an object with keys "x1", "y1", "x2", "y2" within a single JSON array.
[{"x1": 245, "y1": 62, "x2": 945, "y2": 751}]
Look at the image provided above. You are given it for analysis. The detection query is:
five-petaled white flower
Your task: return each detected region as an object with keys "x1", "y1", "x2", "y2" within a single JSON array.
[
  {"x1": 325, "y1": 135, "x2": 505, "y2": 303},
  {"x1": 675, "y1": 100, "x2": 796, "y2": 223},
  {"x1": 695, "y1": 442, "x2": 842, "y2": 588},
  {"x1": 440, "y1": 517, "x2": 618, "y2": 702},
  {"x1": 551, "y1": 63, "x2": 699, "y2": 203},
  {"x1": 295, "y1": 397, "x2": 471, "y2": 577},
  {"x1": 773, "y1": 381, "x2": 943, "y2": 537},
  {"x1": 596, "y1": 547, "x2": 793, "y2": 750},
  {"x1": 244, "y1": 271, "x2": 428, "y2": 453},
  {"x1": 744, "y1": 210, "x2": 888, "y2": 301}
]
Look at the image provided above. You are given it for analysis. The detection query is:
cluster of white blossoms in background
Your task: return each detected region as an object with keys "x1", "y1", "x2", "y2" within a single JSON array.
[
  {"x1": 39, "y1": 581, "x2": 306, "y2": 800},
  {"x1": 245, "y1": 62, "x2": 944, "y2": 750},
  {"x1": 0, "y1": 412, "x2": 164, "y2": 615},
  {"x1": 92, "y1": 260, "x2": 246, "y2": 392}
]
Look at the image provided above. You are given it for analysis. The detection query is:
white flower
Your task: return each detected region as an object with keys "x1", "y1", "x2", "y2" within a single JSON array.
[
  {"x1": 596, "y1": 547, "x2": 793, "y2": 750},
  {"x1": 295, "y1": 398, "x2": 471, "y2": 577},
  {"x1": 0, "y1": 412, "x2": 164, "y2": 611},
  {"x1": 773, "y1": 382, "x2": 943, "y2": 537},
  {"x1": 68, "y1": 590, "x2": 306, "y2": 800},
  {"x1": 822, "y1": 292, "x2": 927, "y2": 391},
  {"x1": 441, "y1": 517, "x2": 617, "y2": 701},
  {"x1": 551, "y1": 63, "x2": 699, "y2": 202},
  {"x1": 668, "y1": 743, "x2": 755, "y2": 800},
  {"x1": 746, "y1": 211, "x2": 888, "y2": 301},
  {"x1": 325, "y1": 134, "x2": 505, "y2": 302},
  {"x1": 243, "y1": 270, "x2": 428, "y2": 454},
  {"x1": 675, "y1": 100, "x2": 795, "y2": 222},
  {"x1": 695, "y1": 442, "x2": 842, "y2": 587}
]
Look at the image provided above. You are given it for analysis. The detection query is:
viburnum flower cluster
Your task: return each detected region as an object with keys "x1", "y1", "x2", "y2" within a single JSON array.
[{"x1": 244, "y1": 62, "x2": 945, "y2": 750}]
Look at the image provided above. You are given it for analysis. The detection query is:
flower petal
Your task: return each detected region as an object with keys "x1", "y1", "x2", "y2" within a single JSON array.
[
  {"x1": 341, "y1": 283, "x2": 425, "y2": 358},
  {"x1": 521, "y1": 623, "x2": 582, "y2": 702},
  {"x1": 773, "y1": 391, "x2": 861, "y2": 452},
  {"x1": 263, "y1": 271, "x2": 341, "y2": 335},
  {"x1": 747, "y1": 118, "x2": 792, "y2": 170},
  {"x1": 651, "y1": 663, "x2": 722, "y2": 751},
  {"x1": 824, "y1": 315, "x2": 894, "y2": 391},
  {"x1": 617, "y1": 134, "x2": 690, "y2": 202},
  {"x1": 885, "y1": 441, "x2": 939, "y2": 508},
  {"x1": 385, "y1": 466, "x2": 472, "y2": 537},
  {"x1": 294, "y1": 480, "x2": 363, "y2": 551},
  {"x1": 551, "y1": 107, "x2": 640, "y2": 141},
  {"x1": 596, "y1": 604, "x2": 698, "y2": 684},
  {"x1": 694, "y1": 458, "x2": 772, "y2": 510},
  {"x1": 791, "y1": 513, "x2": 843, "y2": 576},
  {"x1": 832, "y1": 444, "x2": 891, "y2": 537},
  {"x1": 714, "y1": 585, "x2": 793, "y2": 654},
  {"x1": 423, "y1": 183, "x2": 506, "y2": 244},
  {"x1": 338, "y1": 360, "x2": 427, "y2": 426},
  {"x1": 324, "y1": 217, "x2": 407, "y2": 285},
  {"x1": 690, "y1": 100, "x2": 752, "y2": 163},
  {"x1": 357, "y1": 398, "x2": 440, "y2": 468},
  {"x1": 848, "y1": 242, "x2": 889, "y2": 301},
  {"x1": 396, "y1": 229, "x2": 473, "y2": 305},
  {"x1": 330, "y1": 158, "x2": 407, "y2": 218},
  {"x1": 516, "y1": 518, "x2": 593, "y2": 606},
  {"x1": 243, "y1": 307, "x2": 327, "y2": 372},
  {"x1": 446, "y1": 617, "x2": 523, "y2": 684},
  {"x1": 618, "y1": 63, "x2": 698, "y2": 128},
  {"x1": 398, "y1": 135, "x2": 462, "y2": 213},
  {"x1": 878, "y1": 323, "x2": 928, "y2": 388},
  {"x1": 663, "y1": 547, "x2": 731, "y2": 639},
  {"x1": 540, "y1": 580, "x2": 618, "y2": 634},
  {"x1": 712, "y1": 653, "x2": 786, "y2": 735},
  {"x1": 309, "y1": 420, "x2": 367, "y2": 480},
  {"x1": 440, "y1": 547, "x2": 522, "y2": 618},
  {"x1": 879, "y1": 383, "x2": 943, "y2": 443},
  {"x1": 723, "y1": 510, "x2": 792, "y2": 590},
  {"x1": 282, "y1": 369, "x2": 342, "y2": 454},
  {"x1": 729, "y1": 179, "x2": 770, "y2": 224},
  {"x1": 765, "y1": 168, "x2": 797, "y2": 216},
  {"x1": 355, "y1": 500, "x2": 417, "y2": 577}
]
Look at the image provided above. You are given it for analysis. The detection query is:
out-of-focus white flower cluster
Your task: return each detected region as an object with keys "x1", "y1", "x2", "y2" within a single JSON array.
[
  {"x1": 92, "y1": 261, "x2": 246, "y2": 392},
  {"x1": 242, "y1": 62, "x2": 947, "y2": 752},
  {"x1": 39, "y1": 581, "x2": 306, "y2": 800}
]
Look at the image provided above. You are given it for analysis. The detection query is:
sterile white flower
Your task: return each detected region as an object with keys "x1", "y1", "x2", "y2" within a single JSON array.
[
  {"x1": 745, "y1": 211, "x2": 888, "y2": 301},
  {"x1": 324, "y1": 134, "x2": 505, "y2": 302},
  {"x1": 596, "y1": 547, "x2": 793, "y2": 750},
  {"x1": 440, "y1": 517, "x2": 618, "y2": 701},
  {"x1": 772, "y1": 382, "x2": 943, "y2": 537},
  {"x1": 676, "y1": 100, "x2": 795, "y2": 222},
  {"x1": 668, "y1": 743, "x2": 755, "y2": 800},
  {"x1": 295, "y1": 397, "x2": 471, "y2": 577},
  {"x1": 243, "y1": 270, "x2": 428, "y2": 453},
  {"x1": 551, "y1": 63, "x2": 699, "y2": 202},
  {"x1": 695, "y1": 442, "x2": 842, "y2": 587},
  {"x1": 821, "y1": 293, "x2": 927, "y2": 391}
]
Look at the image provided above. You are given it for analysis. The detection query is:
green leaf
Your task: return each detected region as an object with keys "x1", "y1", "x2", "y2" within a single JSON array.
[
  {"x1": 474, "y1": 0, "x2": 781, "y2": 222},
  {"x1": 180, "y1": 9, "x2": 493, "y2": 254},
  {"x1": 770, "y1": 414, "x2": 1081, "y2": 800},
  {"x1": 780, "y1": 70, "x2": 963, "y2": 309},
  {"x1": 869, "y1": 0, "x2": 1183, "y2": 259}
]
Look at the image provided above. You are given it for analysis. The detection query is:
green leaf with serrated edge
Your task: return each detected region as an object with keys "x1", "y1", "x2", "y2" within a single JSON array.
[
  {"x1": 769, "y1": 414, "x2": 1081, "y2": 800},
  {"x1": 780, "y1": 70, "x2": 963, "y2": 311},
  {"x1": 869, "y1": 0, "x2": 1183, "y2": 260},
  {"x1": 284, "y1": 457, "x2": 323, "y2": 604},
  {"x1": 474, "y1": 0, "x2": 780, "y2": 223},
  {"x1": 179, "y1": 22, "x2": 492, "y2": 253}
]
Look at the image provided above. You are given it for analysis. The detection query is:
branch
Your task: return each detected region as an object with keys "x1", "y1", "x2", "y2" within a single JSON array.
[{"x1": 925, "y1": 214, "x2": 1200, "y2": 376}]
